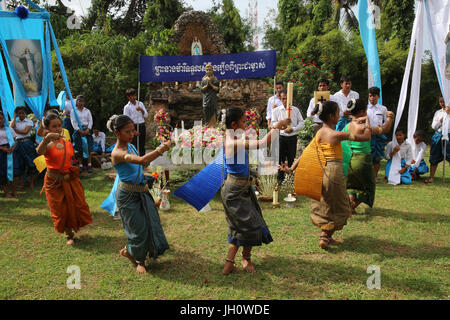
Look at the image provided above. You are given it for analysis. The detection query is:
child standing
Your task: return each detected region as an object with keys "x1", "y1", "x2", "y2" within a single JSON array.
[
  {"x1": 108, "y1": 115, "x2": 171, "y2": 275},
  {"x1": 10, "y1": 107, "x2": 38, "y2": 189},
  {"x1": 0, "y1": 112, "x2": 19, "y2": 198},
  {"x1": 385, "y1": 128, "x2": 413, "y2": 185},
  {"x1": 410, "y1": 130, "x2": 429, "y2": 180},
  {"x1": 283, "y1": 101, "x2": 371, "y2": 249},
  {"x1": 36, "y1": 113, "x2": 92, "y2": 245},
  {"x1": 222, "y1": 108, "x2": 290, "y2": 274}
]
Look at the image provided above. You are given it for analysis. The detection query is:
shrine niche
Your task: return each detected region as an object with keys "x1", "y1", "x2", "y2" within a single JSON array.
[{"x1": 145, "y1": 10, "x2": 270, "y2": 139}]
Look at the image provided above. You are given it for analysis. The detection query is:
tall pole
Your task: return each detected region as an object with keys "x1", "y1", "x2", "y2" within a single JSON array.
[
  {"x1": 444, "y1": 140, "x2": 447, "y2": 184},
  {"x1": 137, "y1": 81, "x2": 141, "y2": 155}
]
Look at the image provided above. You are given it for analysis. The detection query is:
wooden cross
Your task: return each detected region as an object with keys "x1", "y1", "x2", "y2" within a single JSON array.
[{"x1": 318, "y1": 96, "x2": 327, "y2": 104}]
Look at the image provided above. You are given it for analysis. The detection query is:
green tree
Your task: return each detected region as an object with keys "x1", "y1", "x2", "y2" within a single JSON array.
[
  {"x1": 380, "y1": 0, "x2": 415, "y2": 49},
  {"x1": 208, "y1": 0, "x2": 255, "y2": 53},
  {"x1": 53, "y1": 30, "x2": 137, "y2": 131}
]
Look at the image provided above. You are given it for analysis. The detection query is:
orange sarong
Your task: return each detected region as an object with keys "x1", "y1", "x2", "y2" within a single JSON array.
[{"x1": 43, "y1": 140, "x2": 92, "y2": 233}]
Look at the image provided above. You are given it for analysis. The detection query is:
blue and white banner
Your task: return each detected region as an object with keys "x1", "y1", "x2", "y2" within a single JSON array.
[
  {"x1": 358, "y1": 0, "x2": 383, "y2": 103},
  {"x1": 139, "y1": 50, "x2": 277, "y2": 82}
]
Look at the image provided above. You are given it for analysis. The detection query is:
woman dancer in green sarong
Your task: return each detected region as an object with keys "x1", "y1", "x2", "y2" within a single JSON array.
[{"x1": 342, "y1": 99, "x2": 394, "y2": 214}]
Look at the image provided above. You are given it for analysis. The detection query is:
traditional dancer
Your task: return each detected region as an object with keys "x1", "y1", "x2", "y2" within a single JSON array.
[
  {"x1": 341, "y1": 99, "x2": 394, "y2": 214},
  {"x1": 425, "y1": 97, "x2": 450, "y2": 183},
  {"x1": 385, "y1": 128, "x2": 413, "y2": 185},
  {"x1": 283, "y1": 101, "x2": 370, "y2": 249},
  {"x1": 10, "y1": 107, "x2": 38, "y2": 189},
  {"x1": 222, "y1": 107, "x2": 290, "y2": 275},
  {"x1": 0, "y1": 112, "x2": 19, "y2": 198},
  {"x1": 108, "y1": 115, "x2": 171, "y2": 275},
  {"x1": 36, "y1": 112, "x2": 92, "y2": 245},
  {"x1": 410, "y1": 130, "x2": 429, "y2": 180}
]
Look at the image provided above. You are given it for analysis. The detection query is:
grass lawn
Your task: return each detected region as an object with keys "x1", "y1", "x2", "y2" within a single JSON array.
[{"x1": 0, "y1": 157, "x2": 449, "y2": 300}]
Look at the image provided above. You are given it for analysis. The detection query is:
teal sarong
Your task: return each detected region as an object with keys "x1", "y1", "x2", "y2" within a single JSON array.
[{"x1": 116, "y1": 184, "x2": 169, "y2": 263}]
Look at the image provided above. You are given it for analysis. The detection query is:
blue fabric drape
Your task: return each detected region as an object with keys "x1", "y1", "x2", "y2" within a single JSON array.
[
  {"x1": 358, "y1": 0, "x2": 383, "y2": 104},
  {"x1": 174, "y1": 149, "x2": 227, "y2": 211}
]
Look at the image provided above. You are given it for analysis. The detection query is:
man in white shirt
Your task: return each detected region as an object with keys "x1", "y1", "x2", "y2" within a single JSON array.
[
  {"x1": 271, "y1": 90, "x2": 304, "y2": 184},
  {"x1": 123, "y1": 88, "x2": 148, "y2": 156},
  {"x1": 367, "y1": 86, "x2": 388, "y2": 180},
  {"x1": 426, "y1": 96, "x2": 450, "y2": 183},
  {"x1": 334, "y1": 75, "x2": 359, "y2": 131},
  {"x1": 266, "y1": 81, "x2": 284, "y2": 128},
  {"x1": 306, "y1": 78, "x2": 338, "y2": 135},
  {"x1": 71, "y1": 95, "x2": 94, "y2": 173}
]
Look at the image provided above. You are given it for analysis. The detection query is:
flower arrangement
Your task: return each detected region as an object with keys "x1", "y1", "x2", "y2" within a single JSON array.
[
  {"x1": 154, "y1": 109, "x2": 171, "y2": 143},
  {"x1": 171, "y1": 125, "x2": 225, "y2": 161},
  {"x1": 244, "y1": 108, "x2": 261, "y2": 140},
  {"x1": 154, "y1": 108, "x2": 169, "y2": 124}
]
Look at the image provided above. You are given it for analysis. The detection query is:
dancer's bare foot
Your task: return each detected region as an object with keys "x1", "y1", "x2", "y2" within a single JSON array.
[
  {"x1": 329, "y1": 237, "x2": 343, "y2": 245},
  {"x1": 223, "y1": 259, "x2": 237, "y2": 275},
  {"x1": 120, "y1": 248, "x2": 138, "y2": 266},
  {"x1": 241, "y1": 256, "x2": 256, "y2": 273},
  {"x1": 136, "y1": 263, "x2": 146, "y2": 275},
  {"x1": 66, "y1": 231, "x2": 75, "y2": 245}
]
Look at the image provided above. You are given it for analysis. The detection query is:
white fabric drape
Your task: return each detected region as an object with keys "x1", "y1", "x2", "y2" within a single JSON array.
[{"x1": 389, "y1": 0, "x2": 424, "y2": 185}]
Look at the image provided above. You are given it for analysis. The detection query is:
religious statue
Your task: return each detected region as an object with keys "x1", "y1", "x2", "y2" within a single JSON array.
[
  {"x1": 191, "y1": 36, "x2": 203, "y2": 56},
  {"x1": 201, "y1": 64, "x2": 220, "y2": 127},
  {"x1": 445, "y1": 24, "x2": 450, "y2": 80}
]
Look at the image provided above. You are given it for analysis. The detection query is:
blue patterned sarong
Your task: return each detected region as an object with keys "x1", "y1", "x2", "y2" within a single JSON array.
[
  {"x1": 409, "y1": 159, "x2": 429, "y2": 175},
  {"x1": 16, "y1": 139, "x2": 38, "y2": 173},
  {"x1": 385, "y1": 159, "x2": 412, "y2": 185},
  {"x1": 336, "y1": 117, "x2": 351, "y2": 132},
  {"x1": 0, "y1": 145, "x2": 21, "y2": 185},
  {"x1": 371, "y1": 134, "x2": 387, "y2": 163},
  {"x1": 429, "y1": 131, "x2": 450, "y2": 166}
]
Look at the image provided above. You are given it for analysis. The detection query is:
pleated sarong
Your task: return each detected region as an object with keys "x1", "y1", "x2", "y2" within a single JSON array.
[
  {"x1": 310, "y1": 160, "x2": 351, "y2": 231},
  {"x1": 116, "y1": 185, "x2": 169, "y2": 263},
  {"x1": 44, "y1": 166, "x2": 92, "y2": 233},
  {"x1": 221, "y1": 174, "x2": 273, "y2": 246},
  {"x1": 347, "y1": 152, "x2": 375, "y2": 207}
]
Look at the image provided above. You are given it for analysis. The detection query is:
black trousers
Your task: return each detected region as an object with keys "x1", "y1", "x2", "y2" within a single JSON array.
[
  {"x1": 278, "y1": 135, "x2": 298, "y2": 183},
  {"x1": 132, "y1": 123, "x2": 146, "y2": 156}
]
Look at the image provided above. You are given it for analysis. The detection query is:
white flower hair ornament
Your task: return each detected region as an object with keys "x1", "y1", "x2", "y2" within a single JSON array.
[
  {"x1": 316, "y1": 102, "x2": 324, "y2": 117},
  {"x1": 347, "y1": 98, "x2": 357, "y2": 111}
]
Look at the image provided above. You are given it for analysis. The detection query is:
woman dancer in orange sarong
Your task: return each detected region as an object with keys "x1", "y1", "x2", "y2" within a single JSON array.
[{"x1": 36, "y1": 113, "x2": 92, "y2": 245}]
